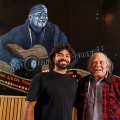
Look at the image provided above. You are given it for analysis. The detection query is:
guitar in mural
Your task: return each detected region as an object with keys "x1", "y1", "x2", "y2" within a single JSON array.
[
  {"x1": 6, "y1": 44, "x2": 49, "y2": 79},
  {"x1": 0, "y1": 44, "x2": 104, "y2": 79}
]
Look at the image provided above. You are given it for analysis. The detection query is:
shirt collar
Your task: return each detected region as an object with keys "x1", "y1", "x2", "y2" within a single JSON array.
[
  {"x1": 90, "y1": 72, "x2": 113, "y2": 84},
  {"x1": 104, "y1": 73, "x2": 113, "y2": 84}
]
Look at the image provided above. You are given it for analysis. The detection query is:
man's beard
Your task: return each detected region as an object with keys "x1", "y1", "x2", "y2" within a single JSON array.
[{"x1": 55, "y1": 59, "x2": 70, "y2": 70}]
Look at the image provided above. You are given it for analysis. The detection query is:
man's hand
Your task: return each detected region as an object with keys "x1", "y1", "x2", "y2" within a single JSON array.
[
  {"x1": 10, "y1": 58, "x2": 23, "y2": 71},
  {"x1": 42, "y1": 69, "x2": 50, "y2": 73}
]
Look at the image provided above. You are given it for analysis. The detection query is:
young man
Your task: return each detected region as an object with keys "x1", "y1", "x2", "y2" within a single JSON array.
[
  {"x1": 23, "y1": 43, "x2": 78, "y2": 120},
  {"x1": 75, "y1": 52, "x2": 120, "y2": 120}
]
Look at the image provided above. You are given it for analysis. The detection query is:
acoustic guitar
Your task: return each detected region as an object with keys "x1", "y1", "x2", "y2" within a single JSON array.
[{"x1": 1, "y1": 44, "x2": 104, "y2": 79}]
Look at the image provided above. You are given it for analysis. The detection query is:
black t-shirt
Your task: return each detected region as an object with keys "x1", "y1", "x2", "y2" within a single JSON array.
[{"x1": 26, "y1": 71, "x2": 78, "y2": 120}]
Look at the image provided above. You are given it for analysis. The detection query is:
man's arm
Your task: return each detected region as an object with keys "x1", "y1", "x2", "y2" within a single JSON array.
[
  {"x1": 23, "y1": 101, "x2": 36, "y2": 120},
  {"x1": 0, "y1": 25, "x2": 29, "y2": 71}
]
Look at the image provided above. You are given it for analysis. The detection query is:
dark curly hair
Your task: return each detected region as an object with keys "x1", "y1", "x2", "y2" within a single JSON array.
[{"x1": 49, "y1": 43, "x2": 76, "y2": 69}]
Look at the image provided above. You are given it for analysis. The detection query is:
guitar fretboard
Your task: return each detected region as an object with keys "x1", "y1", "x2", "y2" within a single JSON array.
[
  {"x1": 39, "y1": 57, "x2": 49, "y2": 65},
  {"x1": 74, "y1": 46, "x2": 104, "y2": 59}
]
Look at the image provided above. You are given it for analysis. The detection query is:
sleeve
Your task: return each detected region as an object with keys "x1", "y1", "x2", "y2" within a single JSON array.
[
  {"x1": 51, "y1": 23, "x2": 68, "y2": 45},
  {"x1": 0, "y1": 31, "x2": 14, "y2": 63},
  {"x1": 58, "y1": 27, "x2": 68, "y2": 44},
  {"x1": 26, "y1": 73, "x2": 43, "y2": 101},
  {"x1": 0, "y1": 25, "x2": 28, "y2": 64},
  {"x1": 59, "y1": 32, "x2": 68, "y2": 44},
  {"x1": 109, "y1": 76, "x2": 120, "y2": 116}
]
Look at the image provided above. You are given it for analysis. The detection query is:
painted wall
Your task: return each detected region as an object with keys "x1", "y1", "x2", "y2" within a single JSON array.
[
  {"x1": 0, "y1": 0, "x2": 120, "y2": 95},
  {"x1": 0, "y1": 0, "x2": 120, "y2": 75}
]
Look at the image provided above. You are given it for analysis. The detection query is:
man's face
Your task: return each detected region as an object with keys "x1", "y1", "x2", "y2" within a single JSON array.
[
  {"x1": 29, "y1": 7, "x2": 48, "y2": 29},
  {"x1": 54, "y1": 49, "x2": 71, "y2": 70},
  {"x1": 90, "y1": 54, "x2": 108, "y2": 80}
]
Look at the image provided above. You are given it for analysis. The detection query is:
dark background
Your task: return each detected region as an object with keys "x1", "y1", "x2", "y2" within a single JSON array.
[{"x1": 0, "y1": 0, "x2": 120, "y2": 76}]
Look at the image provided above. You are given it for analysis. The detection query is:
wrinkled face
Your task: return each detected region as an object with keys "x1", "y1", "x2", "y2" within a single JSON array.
[
  {"x1": 29, "y1": 7, "x2": 48, "y2": 29},
  {"x1": 89, "y1": 53, "x2": 108, "y2": 80},
  {"x1": 54, "y1": 49, "x2": 71, "y2": 70}
]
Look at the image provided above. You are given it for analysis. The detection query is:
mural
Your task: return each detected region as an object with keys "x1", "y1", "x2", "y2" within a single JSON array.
[{"x1": 0, "y1": 0, "x2": 120, "y2": 95}]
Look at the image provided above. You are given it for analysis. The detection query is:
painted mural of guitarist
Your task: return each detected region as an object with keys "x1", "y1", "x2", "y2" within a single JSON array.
[
  {"x1": 0, "y1": 4, "x2": 69, "y2": 78},
  {"x1": 0, "y1": 4, "x2": 104, "y2": 79}
]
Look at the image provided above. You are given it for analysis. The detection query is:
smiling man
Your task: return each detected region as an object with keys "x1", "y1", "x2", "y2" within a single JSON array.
[
  {"x1": 88, "y1": 52, "x2": 111, "y2": 80},
  {"x1": 75, "y1": 52, "x2": 120, "y2": 120},
  {"x1": 23, "y1": 43, "x2": 78, "y2": 120}
]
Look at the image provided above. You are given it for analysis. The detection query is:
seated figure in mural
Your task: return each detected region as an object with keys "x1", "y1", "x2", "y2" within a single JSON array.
[{"x1": 0, "y1": 4, "x2": 69, "y2": 78}]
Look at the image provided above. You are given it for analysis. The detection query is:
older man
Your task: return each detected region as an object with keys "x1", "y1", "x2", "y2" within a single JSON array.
[{"x1": 75, "y1": 52, "x2": 120, "y2": 120}]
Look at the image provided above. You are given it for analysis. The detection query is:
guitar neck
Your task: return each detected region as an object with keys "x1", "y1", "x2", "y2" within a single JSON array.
[
  {"x1": 75, "y1": 46, "x2": 104, "y2": 59},
  {"x1": 75, "y1": 51, "x2": 94, "y2": 59},
  {"x1": 39, "y1": 57, "x2": 49, "y2": 65}
]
